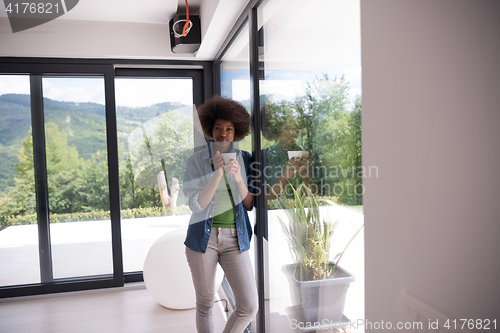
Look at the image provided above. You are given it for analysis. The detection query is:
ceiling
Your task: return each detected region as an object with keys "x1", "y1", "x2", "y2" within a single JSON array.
[
  {"x1": 0, "y1": 0, "x2": 360, "y2": 68},
  {"x1": 55, "y1": 0, "x2": 202, "y2": 25},
  {"x1": 0, "y1": 0, "x2": 249, "y2": 60}
]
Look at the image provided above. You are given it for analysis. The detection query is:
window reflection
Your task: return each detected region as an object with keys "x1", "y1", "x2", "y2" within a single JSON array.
[
  {"x1": 42, "y1": 77, "x2": 113, "y2": 279},
  {"x1": 258, "y1": 0, "x2": 364, "y2": 331},
  {"x1": 115, "y1": 77, "x2": 194, "y2": 273}
]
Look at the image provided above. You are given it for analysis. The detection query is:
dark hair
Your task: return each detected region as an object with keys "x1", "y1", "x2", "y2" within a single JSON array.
[{"x1": 197, "y1": 96, "x2": 251, "y2": 142}]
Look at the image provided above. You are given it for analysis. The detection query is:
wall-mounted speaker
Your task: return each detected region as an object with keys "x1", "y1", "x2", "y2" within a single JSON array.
[{"x1": 169, "y1": 15, "x2": 201, "y2": 53}]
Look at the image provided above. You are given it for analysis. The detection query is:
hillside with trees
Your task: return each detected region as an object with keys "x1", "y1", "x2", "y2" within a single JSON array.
[
  {"x1": 0, "y1": 94, "x2": 191, "y2": 229},
  {"x1": 0, "y1": 94, "x2": 186, "y2": 195},
  {"x1": 264, "y1": 74, "x2": 362, "y2": 205}
]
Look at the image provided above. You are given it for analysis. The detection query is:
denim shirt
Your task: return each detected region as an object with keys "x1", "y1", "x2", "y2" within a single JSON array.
[{"x1": 183, "y1": 145, "x2": 254, "y2": 254}]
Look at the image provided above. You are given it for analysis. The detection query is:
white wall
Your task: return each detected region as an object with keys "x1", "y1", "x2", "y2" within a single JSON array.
[
  {"x1": 0, "y1": 17, "x2": 190, "y2": 60},
  {"x1": 362, "y1": 0, "x2": 500, "y2": 329}
]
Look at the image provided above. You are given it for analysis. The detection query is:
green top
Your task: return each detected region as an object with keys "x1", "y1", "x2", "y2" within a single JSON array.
[{"x1": 212, "y1": 174, "x2": 236, "y2": 228}]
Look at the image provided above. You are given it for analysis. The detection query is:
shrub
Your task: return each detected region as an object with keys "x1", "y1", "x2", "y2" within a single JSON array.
[{"x1": 0, "y1": 205, "x2": 191, "y2": 231}]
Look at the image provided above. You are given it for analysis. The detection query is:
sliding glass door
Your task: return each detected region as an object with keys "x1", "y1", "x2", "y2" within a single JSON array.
[
  {"x1": 0, "y1": 64, "x2": 121, "y2": 297},
  {"x1": 0, "y1": 75, "x2": 40, "y2": 287},
  {"x1": 114, "y1": 75, "x2": 196, "y2": 275},
  {"x1": 216, "y1": 0, "x2": 363, "y2": 332},
  {"x1": 0, "y1": 62, "x2": 208, "y2": 297},
  {"x1": 42, "y1": 76, "x2": 113, "y2": 280},
  {"x1": 0, "y1": 75, "x2": 113, "y2": 286},
  {"x1": 257, "y1": 0, "x2": 364, "y2": 332}
]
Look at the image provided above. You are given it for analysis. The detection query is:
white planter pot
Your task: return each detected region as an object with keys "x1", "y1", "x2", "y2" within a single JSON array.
[{"x1": 282, "y1": 263, "x2": 355, "y2": 325}]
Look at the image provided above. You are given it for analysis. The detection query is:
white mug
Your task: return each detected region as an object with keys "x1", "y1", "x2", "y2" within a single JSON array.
[
  {"x1": 220, "y1": 152, "x2": 236, "y2": 164},
  {"x1": 287, "y1": 151, "x2": 306, "y2": 159}
]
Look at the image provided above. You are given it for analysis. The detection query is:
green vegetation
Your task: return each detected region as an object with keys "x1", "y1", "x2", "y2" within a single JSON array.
[
  {"x1": 0, "y1": 94, "x2": 188, "y2": 196},
  {"x1": 0, "y1": 94, "x2": 191, "y2": 230},
  {"x1": 264, "y1": 74, "x2": 362, "y2": 205},
  {"x1": 267, "y1": 195, "x2": 340, "y2": 210},
  {"x1": 271, "y1": 183, "x2": 363, "y2": 281},
  {"x1": 2, "y1": 205, "x2": 191, "y2": 228},
  {"x1": 119, "y1": 109, "x2": 193, "y2": 209},
  {"x1": 346, "y1": 205, "x2": 363, "y2": 214},
  {"x1": 0, "y1": 74, "x2": 362, "y2": 231}
]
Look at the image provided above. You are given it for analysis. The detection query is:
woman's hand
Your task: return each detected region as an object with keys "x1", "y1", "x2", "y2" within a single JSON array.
[
  {"x1": 284, "y1": 155, "x2": 310, "y2": 179},
  {"x1": 212, "y1": 151, "x2": 225, "y2": 176},
  {"x1": 224, "y1": 158, "x2": 243, "y2": 183},
  {"x1": 267, "y1": 154, "x2": 311, "y2": 201}
]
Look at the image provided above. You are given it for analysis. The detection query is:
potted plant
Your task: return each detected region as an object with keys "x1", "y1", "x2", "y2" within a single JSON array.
[{"x1": 270, "y1": 183, "x2": 363, "y2": 327}]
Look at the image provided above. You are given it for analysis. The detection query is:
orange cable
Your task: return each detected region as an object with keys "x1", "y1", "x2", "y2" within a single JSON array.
[{"x1": 182, "y1": 0, "x2": 190, "y2": 37}]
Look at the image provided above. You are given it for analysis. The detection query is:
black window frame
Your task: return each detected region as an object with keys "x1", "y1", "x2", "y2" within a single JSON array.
[
  {"x1": 114, "y1": 66, "x2": 207, "y2": 283},
  {"x1": 212, "y1": 1, "x2": 266, "y2": 331}
]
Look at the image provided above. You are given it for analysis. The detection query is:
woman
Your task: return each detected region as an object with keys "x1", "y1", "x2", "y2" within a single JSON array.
[
  {"x1": 183, "y1": 96, "x2": 257, "y2": 333},
  {"x1": 263, "y1": 104, "x2": 311, "y2": 201}
]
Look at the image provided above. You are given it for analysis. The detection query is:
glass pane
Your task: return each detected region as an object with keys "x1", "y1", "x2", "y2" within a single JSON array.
[
  {"x1": 220, "y1": 22, "x2": 252, "y2": 153},
  {"x1": 258, "y1": 0, "x2": 364, "y2": 332},
  {"x1": 115, "y1": 78, "x2": 194, "y2": 273},
  {"x1": 220, "y1": 21, "x2": 261, "y2": 331},
  {"x1": 0, "y1": 75, "x2": 40, "y2": 286},
  {"x1": 42, "y1": 77, "x2": 113, "y2": 279}
]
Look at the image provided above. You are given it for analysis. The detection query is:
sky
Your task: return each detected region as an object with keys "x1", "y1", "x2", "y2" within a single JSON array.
[
  {"x1": 115, "y1": 78, "x2": 193, "y2": 107},
  {"x1": 231, "y1": 52, "x2": 362, "y2": 108},
  {"x1": 0, "y1": 76, "x2": 194, "y2": 107},
  {"x1": 0, "y1": 52, "x2": 361, "y2": 108},
  {"x1": 0, "y1": 75, "x2": 30, "y2": 95},
  {"x1": 43, "y1": 77, "x2": 106, "y2": 105}
]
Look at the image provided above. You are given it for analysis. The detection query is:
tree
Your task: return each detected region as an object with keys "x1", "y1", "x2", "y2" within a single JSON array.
[
  {"x1": 305, "y1": 75, "x2": 362, "y2": 204},
  {"x1": 0, "y1": 123, "x2": 97, "y2": 221},
  {"x1": 264, "y1": 74, "x2": 362, "y2": 205},
  {"x1": 71, "y1": 151, "x2": 110, "y2": 212},
  {"x1": 120, "y1": 110, "x2": 193, "y2": 209},
  {"x1": 44, "y1": 123, "x2": 83, "y2": 213},
  {"x1": 119, "y1": 154, "x2": 140, "y2": 209},
  {"x1": 0, "y1": 130, "x2": 37, "y2": 218}
]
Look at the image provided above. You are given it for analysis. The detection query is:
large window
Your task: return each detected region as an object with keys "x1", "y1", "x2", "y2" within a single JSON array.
[
  {"x1": 1, "y1": 3, "x2": 362, "y2": 331},
  {"x1": 115, "y1": 76, "x2": 195, "y2": 273},
  {"x1": 0, "y1": 65, "x2": 121, "y2": 297},
  {"x1": 219, "y1": 19, "x2": 259, "y2": 332},
  {"x1": 257, "y1": 0, "x2": 364, "y2": 332},
  {"x1": 42, "y1": 77, "x2": 113, "y2": 280},
  {"x1": 0, "y1": 75, "x2": 115, "y2": 283},
  {"x1": 0, "y1": 62, "x2": 209, "y2": 298},
  {"x1": 220, "y1": 21, "x2": 252, "y2": 153}
]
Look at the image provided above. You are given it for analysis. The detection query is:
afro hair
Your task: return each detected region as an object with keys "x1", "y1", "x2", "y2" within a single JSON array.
[{"x1": 197, "y1": 95, "x2": 251, "y2": 142}]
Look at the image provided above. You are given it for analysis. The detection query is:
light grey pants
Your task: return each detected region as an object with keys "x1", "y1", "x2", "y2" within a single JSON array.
[{"x1": 185, "y1": 228, "x2": 258, "y2": 333}]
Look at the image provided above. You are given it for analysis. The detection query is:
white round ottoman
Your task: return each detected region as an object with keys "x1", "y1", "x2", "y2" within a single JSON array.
[{"x1": 143, "y1": 228, "x2": 224, "y2": 309}]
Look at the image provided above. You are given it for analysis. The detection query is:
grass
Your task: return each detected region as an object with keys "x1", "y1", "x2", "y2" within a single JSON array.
[{"x1": 0, "y1": 205, "x2": 191, "y2": 231}]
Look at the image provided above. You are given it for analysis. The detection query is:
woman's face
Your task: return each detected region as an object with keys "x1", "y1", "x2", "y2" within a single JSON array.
[{"x1": 212, "y1": 119, "x2": 235, "y2": 143}]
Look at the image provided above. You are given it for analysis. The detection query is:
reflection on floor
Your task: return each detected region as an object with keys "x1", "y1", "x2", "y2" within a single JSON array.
[
  {"x1": 0, "y1": 284, "x2": 229, "y2": 333},
  {"x1": 0, "y1": 216, "x2": 191, "y2": 285},
  {"x1": 262, "y1": 207, "x2": 364, "y2": 333},
  {"x1": 0, "y1": 206, "x2": 364, "y2": 333}
]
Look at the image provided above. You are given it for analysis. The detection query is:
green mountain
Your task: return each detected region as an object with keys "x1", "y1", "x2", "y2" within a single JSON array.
[{"x1": 0, "y1": 93, "x2": 188, "y2": 195}]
